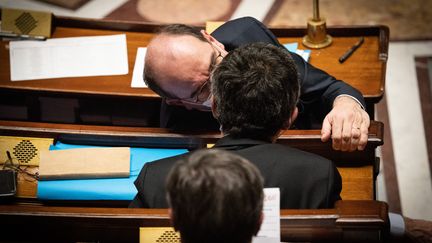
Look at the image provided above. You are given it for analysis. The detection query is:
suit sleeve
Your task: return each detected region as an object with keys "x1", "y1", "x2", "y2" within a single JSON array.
[
  {"x1": 130, "y1": 154, "x2": 189, "y2": 208},
  {"x1": 213, "y1": 17, "x2": 366, "y2": 128},
  {"x1": 292, "y1": 53, "x2": 366, "y2": 126},
  {"x1": 129, "y1": 163, "x2": 151, "y2": 208}
]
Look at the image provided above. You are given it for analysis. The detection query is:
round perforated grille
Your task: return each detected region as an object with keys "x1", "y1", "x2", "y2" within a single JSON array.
[
  {"x1": 13, "y1": 140, "x2": 37, "y2": 164},
  {"x1": 156, "y1": 230, "x2": 180, "y2": 243}
]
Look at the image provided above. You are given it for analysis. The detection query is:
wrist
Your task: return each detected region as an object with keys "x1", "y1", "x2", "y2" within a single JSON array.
[{"x1": 333, "y1": 95, "x2": 362, "y2": 109}]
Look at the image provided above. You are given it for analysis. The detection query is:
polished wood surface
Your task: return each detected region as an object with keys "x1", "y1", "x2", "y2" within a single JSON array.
[
  {"x1": 0, "y1": 200, "x2": 388, "y2": 243},
  {"x1": 0, "y1": 120, "x2": 383, "y2": 200},
  {"x1": 0, "y1": 16, "x2": 388, "y2": 103}
]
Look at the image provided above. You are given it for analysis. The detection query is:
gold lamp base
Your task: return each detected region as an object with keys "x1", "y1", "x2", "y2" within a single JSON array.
[{"x1": 302, "y1": 18, "x2": 332, "y2": 49}]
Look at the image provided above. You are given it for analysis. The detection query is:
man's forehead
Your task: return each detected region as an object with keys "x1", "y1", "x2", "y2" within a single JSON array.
[
  {"x1": 149, "y1": 35, "x2": 211, "y2": 69},
  {"x1": 147, "y1": 35, "x2": 208, "y2": 65},
  {"x1": 151, "y1": 34, "x2": 204, "y2": 50}
]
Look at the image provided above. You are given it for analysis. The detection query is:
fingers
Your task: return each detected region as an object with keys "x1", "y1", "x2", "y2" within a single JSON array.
[
  {"x1": 340, "y1": 114, "x2": 354, "y2": 151},
  {"x1": 321, "y1": 115, "x2": 332, "y2": 142},
  {"x1": 329, "y1": 109, "x2": 357, "y2": 152},
  {"x1": 322, "y1": 96, "x2": 371, "y2": 152},
  {"x1": 348, "y1": 110, "x2": 363, "y2": 151},
  {"x1": 326, "y1": 107, "x2": 369, "y2": 152},
  {"x1": 330, "y1": 113, "x2": 343, "y2": 151},
  {"x1": 340, "y1": 107, "x2": 367, "y2": 152},
  {"x1": 357, "y1": 111, "x2": 370, "y2": 151}
]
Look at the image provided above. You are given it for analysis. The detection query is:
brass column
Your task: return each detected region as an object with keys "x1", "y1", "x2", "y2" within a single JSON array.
[{"x1": 302, "y1": 0, "x2": 332, "y2": 49}]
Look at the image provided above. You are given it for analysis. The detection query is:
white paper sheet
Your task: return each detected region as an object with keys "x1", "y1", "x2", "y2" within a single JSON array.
[
  {"x1": 9, "y1": 34, "x2": 128, "y2": 81},
  {"x1": 131, "y1": 47, "x2": 147, "y2": 88},
  {"x1": 253, "y1": 188, "x2": 281, "y2": 243}
]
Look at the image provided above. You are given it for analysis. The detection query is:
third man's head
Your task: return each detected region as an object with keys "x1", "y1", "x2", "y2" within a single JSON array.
[{"x1": 166, "y1": 149, "x2": 264, "y2": 243}]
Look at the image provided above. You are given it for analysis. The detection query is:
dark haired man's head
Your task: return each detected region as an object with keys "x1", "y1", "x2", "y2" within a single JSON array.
[
  {"x1": 144, "y1": 24, "x2": 227, "y2": 111},
  {"x1": 166, "y1": 149, "x2": 264, "y2": 243},
  {"x1": 211, "y1": 42, "x2": 300, "y2": 141}
]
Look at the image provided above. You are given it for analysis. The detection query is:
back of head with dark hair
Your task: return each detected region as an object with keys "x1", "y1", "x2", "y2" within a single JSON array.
[
  {"x1": 144, "y1": 24, "x2": 207, "y2": 98},
  {"x1": 211, "y1": 42, "x2": 300, "y2": 141},
  {"x1": 166, "y1": 149, "x2": 264, "y2": 243}
]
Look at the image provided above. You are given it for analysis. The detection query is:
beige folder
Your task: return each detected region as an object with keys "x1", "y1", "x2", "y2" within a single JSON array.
[{"x1": 39, "y1": 147, "x2": 130, "y2": 180}]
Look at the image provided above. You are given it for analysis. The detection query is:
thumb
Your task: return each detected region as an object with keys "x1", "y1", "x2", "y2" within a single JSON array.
[{"x1": 321, "y1": 115, "x2": 332, "y2": 142}]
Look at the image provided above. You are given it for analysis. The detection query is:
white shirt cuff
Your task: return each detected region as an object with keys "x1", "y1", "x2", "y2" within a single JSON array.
[{"x1": 335, "y1": 94, "x2": 365, "y2": 110}]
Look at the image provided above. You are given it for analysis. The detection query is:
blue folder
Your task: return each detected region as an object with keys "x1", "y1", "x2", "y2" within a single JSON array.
[{"x1": 37, "y1": 142, "x2": 188, "y2": 200}]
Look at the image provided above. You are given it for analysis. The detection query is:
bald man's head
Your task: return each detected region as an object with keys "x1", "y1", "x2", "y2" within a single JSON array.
[
  {"x1": 143, "y1": 24, "x2": 227, "y2": 111},
  {"x1": 145, "y1": 33, "x2": 213, "y2": 99}
]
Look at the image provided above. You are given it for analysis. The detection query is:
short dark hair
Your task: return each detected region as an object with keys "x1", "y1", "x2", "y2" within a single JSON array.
[
  {"x1": 166, "y1": 149, "x2": 264, "y2": 243},
  {"x1": 211, "y1": 42, "x2": 300, "y2": 141},
  {"x1": 144, "y1": 24, "x2": 207, "y2": 98}
]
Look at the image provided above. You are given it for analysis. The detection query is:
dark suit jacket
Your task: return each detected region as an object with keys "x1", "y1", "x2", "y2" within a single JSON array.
[
  {"x1": 130, "y1": 135, "x2": 342, "y2": 209},
  {"x1": 160, "y1": 17, "x2": 366, "y2": 130}
]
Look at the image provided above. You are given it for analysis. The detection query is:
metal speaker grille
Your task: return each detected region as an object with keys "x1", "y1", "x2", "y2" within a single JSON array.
[
  {"x1": 13, "y1": 140, "x2": 37, "y2": 164},
  {"x1": 14, "y1": 12, "x2": 38, "y2": 34},
  {"x1": 156, "y1": 230, "x2": 180, "y2": 243}
]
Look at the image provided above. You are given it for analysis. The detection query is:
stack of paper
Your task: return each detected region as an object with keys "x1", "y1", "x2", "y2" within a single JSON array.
[{"x1": 9, "y1": 34, "x2": 128, "y2": 81}]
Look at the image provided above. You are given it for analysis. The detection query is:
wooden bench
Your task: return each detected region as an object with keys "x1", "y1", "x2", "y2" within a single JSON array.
[
  {"x1": 0, "y1": 120, "x2": 383, "y2": 201},
  {"x1": 0, "y1": 200, "x2": 388, "y2": 243}
]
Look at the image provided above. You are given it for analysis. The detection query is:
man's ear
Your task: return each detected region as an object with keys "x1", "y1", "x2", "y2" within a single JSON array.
[
  {"x1": 284, "y1": 107, "x2": 298, "y2": 129},
  {"x1": 200, "y1": 30, "x2": 225, "y2": 50}
]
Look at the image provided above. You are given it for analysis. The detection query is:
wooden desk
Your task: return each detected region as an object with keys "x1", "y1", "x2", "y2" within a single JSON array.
[
  {"x1": 0, "y1": 120, "x2": 383, "y2": 201},
  {"x1": 0, "y1": 16, "x2": 389, "y2": 124},
  {"x1": 0, "y1": 18, "x2": 387, "y2": 241},
  {"x1": 0, "y1": 200, "x2": 389, "y2": 243}
]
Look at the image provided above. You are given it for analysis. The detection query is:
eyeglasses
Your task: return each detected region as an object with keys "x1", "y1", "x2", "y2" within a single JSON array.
[
  {"x1": 167, "y1": 42, "x2": 224, "y2": 107},
  {"x1": 2, "y1": 151, "x2": 39, "y2": 182},
  {"x1": 185, "y1": 79, "x2": 211, "y2": 104}
]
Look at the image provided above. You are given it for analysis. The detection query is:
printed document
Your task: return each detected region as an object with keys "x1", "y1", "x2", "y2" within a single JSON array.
[
  {"x1": 253, "y1": 188, "x2": 280, "y2": 243},
  {"x1": 9, "y1": 34, "x2": 128, "y2": 81}
]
